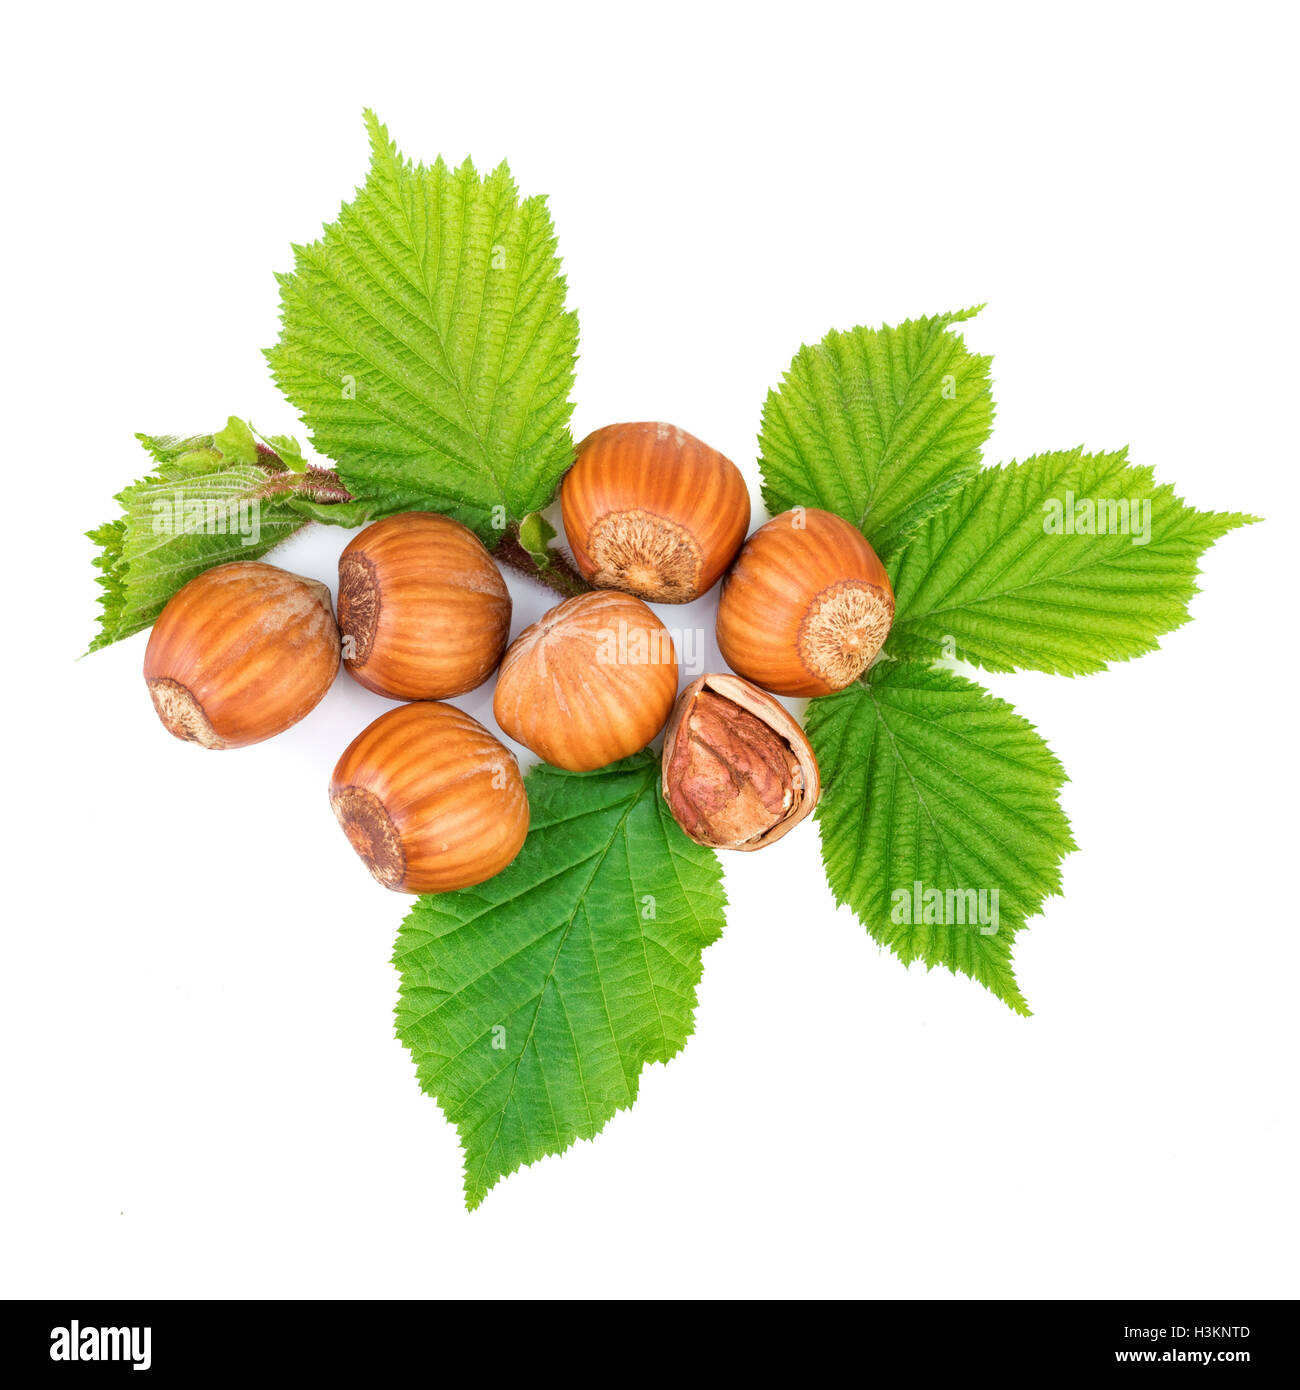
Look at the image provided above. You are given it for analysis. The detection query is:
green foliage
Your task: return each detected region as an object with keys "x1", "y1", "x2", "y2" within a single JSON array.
[
  {"x1": 769, "y1": 323, "x2": 1254, "y2": 1012},
  {"x1": 394, "y1": 755, "x2": 726, "y2": 1209},
  {"x1": 212, "y1": 415, "x2": 260, "y2": 465},
  {"x1": 886, "y1": 448, "x2": 1258, "y2": 674},
  {"x1": 517, "y1": 511, "x2": 558, "y2": 567},
  {"x1": 258, "y1": 429, "x2": 307, "y2": 472},
  {"x1": 282, "y1": 495, "x2": 374, "y2": 528},
  {"x1": 82, "y1": 105, "x2": 1259, "y2": 1199},
  {"x1": 806, "y1": 661, "x2": 1075, "y2": 1015},
  {"x1": 267, "y1": 110, "x2": 579, "y2": 542},
  {"x1": 86, "y1": 427, "x2": 306, "y2": 652},
  {"x1": 758, "y1": 307, "x2": 994, "y2": 558}
]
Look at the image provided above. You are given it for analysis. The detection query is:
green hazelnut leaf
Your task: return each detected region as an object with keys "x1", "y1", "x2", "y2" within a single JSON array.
[
  {"x1": 255, "y1": 427, "x2": 308, "y2": 472},
  {"x1": 283, "y1": 495, "x2": 375, "y2": 528},
  {"x1": 517, "y1": 511, "x2": 557, "y2": 566},
  {"x1": 212, "y1": 415, "x2": 261, "y2": 466},
  {"x1": 394, "y1": 753, "x2": 725, "y2": 1210},
  {"x1": 87, "y1": 430, "x2": 308, "y2": 652},
  {"x1": 886, "y1": 449, "x2": 1259, "y2": 675},
  {"x1": 267, "y1": 110, "x2": 579, "y2": 542},
  {"x1": 807, "y1": 661, "x2": 1075, "y2": 1015},
  {"x1": 758, "y1": 307, "x2": 993, "y2": 560}
]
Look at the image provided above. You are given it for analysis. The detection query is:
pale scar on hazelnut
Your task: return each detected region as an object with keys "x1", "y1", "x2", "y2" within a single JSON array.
[
  {"x1": 146, "y1": 677, "x2": 226, "y2": 749},
  {"x1": 337, "y1": 552, "x2": 380, "y2": 663},
  {"x1": 797, "y1": 579, "x2": 895, "y2": 688},
  {"x1": 587, "y1": 509, "x2": 703, "y2": 602},
  {"x1": 330, "y1": 785, "x2": 406, "y2": 888}
]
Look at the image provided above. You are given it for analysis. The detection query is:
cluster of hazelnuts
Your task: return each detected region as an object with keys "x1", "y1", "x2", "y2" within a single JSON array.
[{"x1": 142, "y1": 422, "x2": 895, "y2": 894}]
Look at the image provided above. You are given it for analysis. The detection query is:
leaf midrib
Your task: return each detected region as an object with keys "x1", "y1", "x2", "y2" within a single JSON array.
[{"x1": 469, "y1": 764, "x2": 656, "y2": 1196}]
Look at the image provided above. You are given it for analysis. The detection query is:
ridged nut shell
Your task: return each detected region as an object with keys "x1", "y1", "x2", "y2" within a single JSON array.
[
  {"x1": 337, "y1": 512, "x2": 511, "y2": 701},
  {"x1": 329, "y1": 702, "x2": 528, "y2": 895},
  {"x1": 143, "y1": 562, "x2": 340, "y2": 749},
  {"x1": 716, "y1": 509, "x2": 895, "y2": 697},
  {"x1": 661, "y1": 674, "x2": 820, "y2": 850},
  {"x1": 493, "y1": 590, "x2": 679, "y2": 771},
  {"x1": 561, "y1": 422, "x2": 751, "y2": 603}
]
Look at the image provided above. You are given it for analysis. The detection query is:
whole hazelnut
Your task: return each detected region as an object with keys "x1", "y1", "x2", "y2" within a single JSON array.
[
  {"x1": 337, "y1": 512, "x2": 511, "y2": 701},
  {"x1": 143, "y1": 561, "x2": 340, "y2": 749},
  {"x1": 493, "y1": 590, "x2": 679, "y2": 771},
  {"x1": 661, "y1": 674, "x2": 820, "y2": 851},
  {"x1": 716, "y1": 508, "x2": 894, "y2": 696},
  {"x1": 330, "y1": 702, "x2": 528, "y2": 894},
  {"x1": 560, "y1": 422, "x2": 751, "y2": 603}
]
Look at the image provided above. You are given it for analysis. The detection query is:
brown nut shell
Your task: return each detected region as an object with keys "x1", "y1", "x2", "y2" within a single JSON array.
[
  {"x1": 560, "y1": 422, "x2": 751, "y2": 603},
  {"x1": 661, "y1": 674, "x2": 820, "y2": 851},
  {"x1": 143, "y1": 561, "x2": 340, "y2": 749},
  {"x1": 716, "y1": 508, "x2": 894, "y2": 697},
  {"x1": 337, "y1": 512, "x2": 511, "y2": 701},
  {"x1": 493, "y1": 590, "x2": 678, "y2": 771},
  {"x1": 329, "y1": 701, "x2": 528, "y2": 895}
]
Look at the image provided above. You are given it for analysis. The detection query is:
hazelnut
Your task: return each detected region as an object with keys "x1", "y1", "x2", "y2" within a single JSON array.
[
  {"x1": 337, "y1": 512, "x2": 510, "y2": 700},
  {"x1": 661, "y1": 674, "x2": 820, "y2": 850},
  {"x1": 330, "y1": 702, "x2": 528, "y2": 894},
  {"x1": 716, "y1": 508, "x2": 894, "y2": 696},
  {"x1": 143, "y1": 561, "x2": 340, "y2": 749},
  {"x1": 560, "y1": 422, "x2": 751, "y2": 603},
  {"x1": 493, "y1": 591, "x2": 678, "y2": 771}
]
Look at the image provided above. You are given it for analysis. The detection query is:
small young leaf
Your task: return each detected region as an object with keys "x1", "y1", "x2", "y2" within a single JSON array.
[
  {"x1": 283, "y1": 495, "x2": 375, "y2": 528},
  {"x1": 394, "y1": 753, "x2": 725, "y2": 1210},
  {"x1": 887, "y1": 449, "x2": 1259, "y2": 675},
  {"x1": 759, "y1": 307, "x2": 993, "y2": 558},
  {"x1": 254, "y1": 427, "x2": 308, "y2": 472},
  {"x1": 171, "y1": 447, "x2": 224, "y2": 475},
  {"x1": 267, "y1": 110, "x2": 579, "y2": 540},
  {"x1": 517, "y1": 511, "x2": 557, "y2": 567},
  {"x1": 806, "y1": 661, "x2": 1075, "y2": 1014},
  {"x1": 212, "y1": 415, "x2": 260, "y2": 466},
  {"x1": 87, "y1": 431, "x2": 307, "y2": 652}
]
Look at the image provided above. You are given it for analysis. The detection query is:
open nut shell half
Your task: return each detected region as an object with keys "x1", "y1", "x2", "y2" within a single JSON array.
[{"x1": 660, "y1": 673, "x2": 821, "y2": 851}]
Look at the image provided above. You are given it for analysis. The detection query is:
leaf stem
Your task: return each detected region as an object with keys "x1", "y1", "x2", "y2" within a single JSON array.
[
  {"x1": 253, "y1": 467, "x2": 591, "y2": 598},
  {"x1": 252, "y1": 465, "x2": 355, "y2": 504},
  {"x1": 495, "y1": 527, "x2": 592, "y2": 598}
]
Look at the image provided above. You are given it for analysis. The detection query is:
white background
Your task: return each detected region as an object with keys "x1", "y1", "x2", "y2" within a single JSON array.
[{"x1": 2, "y1": 1, "x2": 1296, "y2": 1299}]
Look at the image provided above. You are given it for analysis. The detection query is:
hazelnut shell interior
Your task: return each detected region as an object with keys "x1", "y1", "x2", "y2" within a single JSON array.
[{"x1": 660, "y1": 673, "x2": 821, "y2": 851}]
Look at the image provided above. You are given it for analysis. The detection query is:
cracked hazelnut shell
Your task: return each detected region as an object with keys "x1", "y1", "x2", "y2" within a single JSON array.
[
  {"x1": 143, "y1": 561, "x2": 340, "y2": 749},
  {"x1": 493, "y1": 590, "x2": 678, "y2": 771},
  {"x1": 330, "y1": 701, "x2": 528, "y2": 894},
  {"x1": 337, "y1": 512, "x2": 511, "y2": 701},
  {"x1": 560, "y1": 422, "x2": 751, "y2": 603},
  {"x1": 716, "y1": 508, "x2": 895, "y2": 696},
  {"x1": 661, "y1": 674, "x2": 820, "y2": 850}
]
